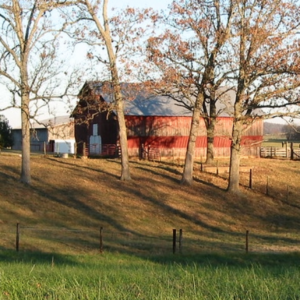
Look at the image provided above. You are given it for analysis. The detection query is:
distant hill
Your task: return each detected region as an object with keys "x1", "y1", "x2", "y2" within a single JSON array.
[{"x1": 263, "y1": 121, "x2": 285, "y2": 135}]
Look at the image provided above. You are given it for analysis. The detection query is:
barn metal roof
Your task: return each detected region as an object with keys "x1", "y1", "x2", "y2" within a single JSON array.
[
  {"x1": 80, "y1": 81, "x2": 237, "y2": 117},
  {"x1": 31, "y1": 115, "x2": 73, "y2": 129}
]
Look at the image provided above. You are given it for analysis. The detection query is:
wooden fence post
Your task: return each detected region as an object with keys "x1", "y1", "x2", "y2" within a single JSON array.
[
  {"x1": 74, "y1": 143, "x2": 77, "y2": 158},
  {"x1": 83, "y1": 142, "x2": 87, "y2": 157},
  {"x1": 16, "y1": 223, "x2": 20, "y2": 252},
  {"x1": 249, "y1": 169, "x2": 253, "y2": 189},
  {"x1": 291, "y1": 143, "x2": 294, "y2": 160},
  {"x1": 99, "y1": 227, "x2": 103, "y2": 253},
  {"x1": 179, "y1": 229, "x2": 183, "y2": 254},
  {"x1": 245, "y1": 230, "x2": 249, "y2": 253},
  {"x1": 173, "y1": 229, "x2": 177, "y2": 254},
  {"x1": 271, "y1": 147, "x2": 273, "y2": 158}
]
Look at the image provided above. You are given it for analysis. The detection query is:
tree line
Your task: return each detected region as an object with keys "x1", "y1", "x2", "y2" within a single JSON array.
[
  {"x1": 0, "y1": 115, "x2": 13, "y2": 149},
  {"x1": 0, "y1": 0, "x2": 300, "y2": 193}
]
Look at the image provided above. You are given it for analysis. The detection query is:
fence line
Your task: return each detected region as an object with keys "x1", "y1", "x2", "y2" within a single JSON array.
[
  {"x1": 199, "y1": 162, "x2": 299, "y2": 207},
  {"x1": 4, "y1": 223, "x2": 299, "y2": 255},
  {"x1": 13, "y1": 225, "x2": 180, "y2": 254},
  {"x1": 260, "y1": 146, "x2": 300, "y2": 159}
]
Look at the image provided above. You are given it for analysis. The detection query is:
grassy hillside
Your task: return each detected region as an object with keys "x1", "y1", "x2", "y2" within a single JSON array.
[{"x1": 1, "y1": 153, "x2": 300, "y2": 255}]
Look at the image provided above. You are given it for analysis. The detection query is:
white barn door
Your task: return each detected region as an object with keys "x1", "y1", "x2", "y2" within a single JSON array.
[{"x1": 90, "y1": 124, "x2": 102, "y2": 155}]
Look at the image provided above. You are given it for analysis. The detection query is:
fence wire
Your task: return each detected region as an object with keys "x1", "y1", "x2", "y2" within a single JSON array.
[{"x1": 1, "y1": 225, "x2": 299, "y2": 255}]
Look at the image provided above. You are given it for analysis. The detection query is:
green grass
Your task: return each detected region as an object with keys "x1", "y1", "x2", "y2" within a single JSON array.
[
  {"x1": 1, "y1": 251, "x2": 300, "y2": 299},
  {"x1": 262, "y1": 136, "x2": 300, "y2": 148},
  {"x1": 2, "y1": 153, "x2": 300, "y2": 298}
]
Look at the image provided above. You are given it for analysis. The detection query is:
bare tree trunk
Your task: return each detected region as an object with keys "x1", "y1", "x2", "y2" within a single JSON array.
[
  {"x1": 99, "y1": 0, "x2": 131, "y2": 181},
  {"x1": 20, "y1": 99, "x2": 31, "y2": 184},
  {"x1": 206, "y1": 134, "x2": 214, "y2": 164},
  {"x1": 115, "y1": 91, "x2": 131, "y2": 181},
  {"x1": 181, "y1": 94, "x2": 203, "y2": 185},
  {"x1": 105, "y1": 29, "x2": 131, "y2": 180},
  {"x1": 205, "y1": 102, "x2": 217, "y2": 164},
  {"x1": 109, "y1": 62, "x2": 130, "y2": 180},
  {"x1": 227, "y1": 120, "x2": 243, "y2": 192}
]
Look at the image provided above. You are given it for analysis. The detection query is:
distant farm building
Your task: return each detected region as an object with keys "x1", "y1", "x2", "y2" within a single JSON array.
[
  {"x1": 12, "y1": 116, "x2": 75, "y2": 154},
  {"x1": 71, "y1": 81, "x2": 263, "y2": 159}
]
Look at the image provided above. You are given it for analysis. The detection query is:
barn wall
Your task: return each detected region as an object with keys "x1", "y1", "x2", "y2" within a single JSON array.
[
  {"x1": 74, "y1": 122, "x2": 89, "y2": 155},
  {"x1": 88, "y1": 112, "x2": 118, "y2": 144},
  {"x1": 73, "y1": 110, "x2": 118, "y2": 155},
  {"x1": 73, "y1": 113, "x2": 263, "y2": 158},
  {"x1": 126, "y1": 116, "x2": 208, "y2": 137},
  {"x1": 126, "y1": 116, "x2": 262, "y2": 138},
  {"x1": 12, "y1": 128, "x2": 50, "y2": 151},
  {"x1": 126, "y1": 116, "x2": 263, "y2": 159}
]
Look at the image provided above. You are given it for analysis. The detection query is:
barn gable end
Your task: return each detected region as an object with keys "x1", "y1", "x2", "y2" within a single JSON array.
[{"x1": 71, "y1": 81, "x2": 263, "y2": 158}]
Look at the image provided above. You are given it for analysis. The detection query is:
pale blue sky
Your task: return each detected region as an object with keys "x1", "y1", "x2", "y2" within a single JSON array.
[
  {"x1": 1, "y1": 0, "x2": 289, "y2": 128},
  {"x1": 1, "y1": 0, "x2": 172, "y2": 128},
  {"x1": 111, "y1": 0, "x2": 171, "y2": 9}
]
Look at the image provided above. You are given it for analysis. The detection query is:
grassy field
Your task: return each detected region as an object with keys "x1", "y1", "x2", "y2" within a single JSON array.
[
  {"x1": 262, "y1": 134, "x2": 300, "y2": 148},
  {"x1": 1, "y1": 251, "x2": 300, "y2": 299},
  {"x1": 1, "y1": 152, "x2": 300, "y2": 254},
  {"x1": 1, "y1": 152, "x2": 300, "y2": 298}
]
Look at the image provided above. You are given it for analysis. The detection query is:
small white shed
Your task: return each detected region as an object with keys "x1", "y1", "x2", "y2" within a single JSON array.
[{"x1": 54, "y1": 139, "x2": 75, "y2": 154}]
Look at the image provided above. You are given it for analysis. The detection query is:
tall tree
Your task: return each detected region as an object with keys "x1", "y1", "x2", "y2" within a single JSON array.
[
  {"x1": 227, "y1": 0, "x2": 300, "y2": 192},
  {"x1": 147, "y1": 0, "x2": 236, "y2": 184},
  {"x1": 66, "y1": 0, "x2": 154, "y2": 181},
  {"x1": 0, "y1": 0, "x2": 76, "y2": 184}
]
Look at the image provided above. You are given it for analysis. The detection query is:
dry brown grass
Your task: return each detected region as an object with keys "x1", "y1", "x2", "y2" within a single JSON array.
[{"x1": 0, "y1": 152, "x2": 300, "y2": 255}]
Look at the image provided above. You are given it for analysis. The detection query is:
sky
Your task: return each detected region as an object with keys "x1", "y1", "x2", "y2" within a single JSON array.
[
  {"x1": 0, "y1": 0, "x2": 293, "y2": 128},
  {"x1": 0, "y1": 0, "x2": 172, "y2": 129},
  {"x1": 112, "y1": 0, "x2": 171, "y2": 9}
]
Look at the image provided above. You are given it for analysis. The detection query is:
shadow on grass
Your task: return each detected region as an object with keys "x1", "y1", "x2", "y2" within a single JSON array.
[
  {"x1": 0, "y1": 249, "x2": 80, "y2": 265},
  {"x1": 3, "y1": 156, "x2": 300, "y2": 258},
  {"x1": 45, "y1": 157, "x2": 120, "y2": 180},
  {"x1": 0, "y1": 166, "x2": 20, "y2": 180},
  {"x1": 2, "y1": 247, "x2": 300, "y2": 269},
  {"x1": 148, "y1": 251, "x2": 300, "y2": 268},
  {"x1": 131, "y1": 160, "x2": 228, "y2": 192},
  {"x1": 40, "y1": 158, "x2": 225, "y2": 234},
  {"x1": 131, "y1": 165, "x2": 180, "y2": 184}
]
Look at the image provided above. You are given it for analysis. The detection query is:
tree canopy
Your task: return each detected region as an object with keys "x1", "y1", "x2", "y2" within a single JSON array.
[
  {"x1": 0, "y1": 0, "x2": 80, "y2": 184},
  {"x1": 0, "y1": 115, "x2": 13, "y2": 149}
]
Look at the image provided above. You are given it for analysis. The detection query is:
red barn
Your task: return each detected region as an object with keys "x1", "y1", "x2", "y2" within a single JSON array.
[{"x1": 71, "y1": 82, "x2": 263, "y2": 159}]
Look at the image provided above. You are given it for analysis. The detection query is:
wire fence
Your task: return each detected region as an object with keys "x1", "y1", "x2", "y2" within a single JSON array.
[
  {"x1": 199, "y1": 162, "x2": 300, "y2": 205},
  {"x1": 11, "y1": 225, "x2": 174, "y2": 255},
  {"x1": 260, "y1": 146, "x2": 300, "y2": 159},
  {"x1": 1, "y1": 224, "x2": 299, "y2": 255},
  {"x1": 238, "y1": 169, "x2": 300, "y2": 206}
]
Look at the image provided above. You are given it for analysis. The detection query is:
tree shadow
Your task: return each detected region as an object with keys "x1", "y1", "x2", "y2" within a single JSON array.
[
  {"x1": 2, "y1": 156, "x2": 300, "y2": 258},
  {"x1": 46, "y1": 157, "x2": 120, "y2": 180},
  {"x1": 0, "y1": 250, "x2": 80, "y2": 265},
  {"x1": 147, "y1": 251, "x2": 300, "y2": 268}
]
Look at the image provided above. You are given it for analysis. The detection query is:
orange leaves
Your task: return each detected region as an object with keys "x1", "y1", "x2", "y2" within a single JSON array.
[
  {"x1": 171, "y1": 2, "x2": 186, "y2": 15},
  {"x1": 40, "y1": 51, "x2": 47, "y2": 59},
  {"x1": 126, "y1": 7, "x2": 136, "y2": 15},
  {"x1": 150, "y1": 14, "x2": 159, "y2": 23},
  {"x1": 86, "y1": 52, "x2": 94, "y2": 59}
]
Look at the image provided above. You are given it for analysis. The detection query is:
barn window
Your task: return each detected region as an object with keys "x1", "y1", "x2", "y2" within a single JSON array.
[{"x1": 93, "y1": 124, "x2": 98, "y2": 136}]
